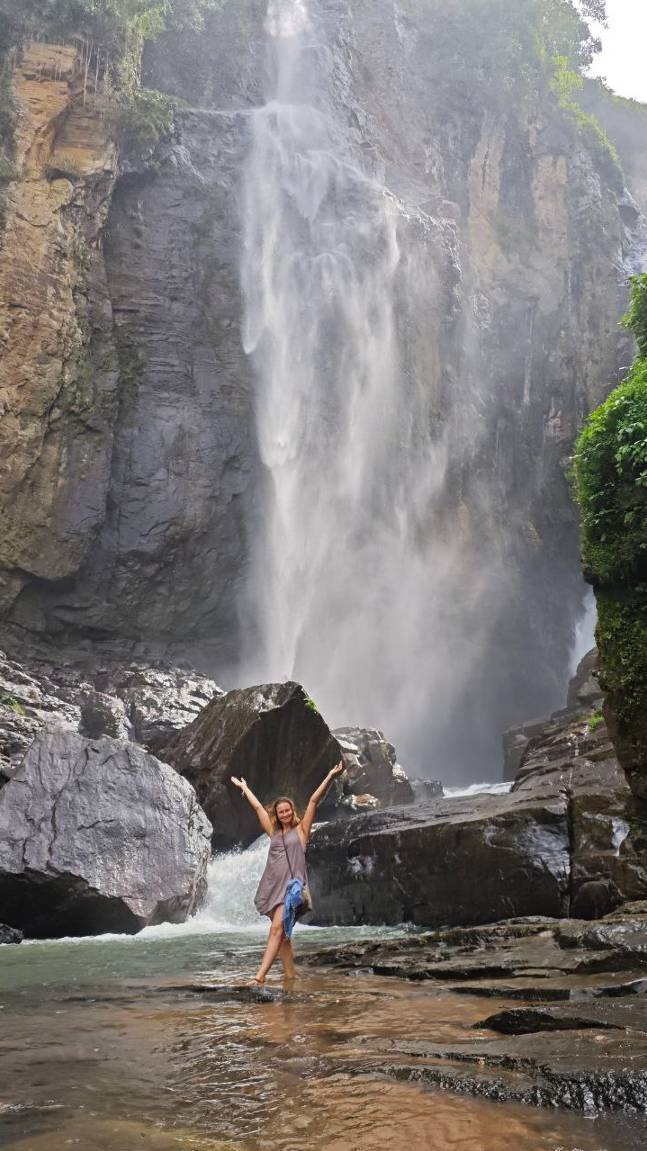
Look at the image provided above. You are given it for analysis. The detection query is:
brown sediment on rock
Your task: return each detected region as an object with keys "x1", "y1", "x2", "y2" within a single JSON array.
[{"x1": 0, "y1": 42, "x2": 117, "y2": 603}]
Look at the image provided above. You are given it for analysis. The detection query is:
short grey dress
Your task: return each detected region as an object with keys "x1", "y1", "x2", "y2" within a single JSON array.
[{"x1": 254, "y1": 827, "x2": 307, "y2": 918}]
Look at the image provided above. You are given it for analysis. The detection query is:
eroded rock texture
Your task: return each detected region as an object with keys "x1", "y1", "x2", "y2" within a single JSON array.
[
  {"x1": 0, "y1": 644, "x2": 222, "y2": 780},
  {"x1": 334, "y1": 727, "x2": 416, "y2": 808},
  {"x1": 0, "y1": 5, "x2": 644, "y2": 773},
  {"x1": 0, "y1": 43, "x2": 117, "y2": 613},
  {"x1": 0, "y1": 730, "x2": 212, "y2": 938},
  {"x1": 308, "y1": 701, "x2": 647, "y2": 928}
]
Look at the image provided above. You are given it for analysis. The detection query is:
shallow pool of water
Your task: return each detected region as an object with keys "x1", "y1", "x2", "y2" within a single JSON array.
[{"x1": 1, "y1": 921, "x2": 646, "y2": 1151}]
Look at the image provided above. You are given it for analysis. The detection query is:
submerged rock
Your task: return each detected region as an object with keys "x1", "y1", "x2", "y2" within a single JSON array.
[
  {"x1": 0, "y1": 731, "x2": 212, "y2": 938},
  {"x1": 161, "y1": 681, "x2": 343, "y2": 850}
]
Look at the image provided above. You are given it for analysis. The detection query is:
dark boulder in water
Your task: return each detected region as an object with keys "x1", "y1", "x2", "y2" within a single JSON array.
[
  {"x1": 0, "y1": 731, "x2": 212, "y2": 938},
  {"x1": 308, "y1": 701, "x2": 647, "y2": 928},
  {"x1": 308, "y1": 790, "x2": 571, "y2": 927},
  {"x1": 161, "y1": 681, "x2": 343, "y2": 850},
  {"x1": 0, "y1": 923, "x2": 22, "y2": 944}
]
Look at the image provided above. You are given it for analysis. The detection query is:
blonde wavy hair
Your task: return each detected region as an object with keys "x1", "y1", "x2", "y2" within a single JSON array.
[{"x1": 267, "y1": 796, "x2": 302, "y2": 833}]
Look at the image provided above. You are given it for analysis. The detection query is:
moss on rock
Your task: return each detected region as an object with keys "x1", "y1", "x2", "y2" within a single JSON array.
[{"x1": 574, "y1": 275, "x2": 647, "y2": 800}]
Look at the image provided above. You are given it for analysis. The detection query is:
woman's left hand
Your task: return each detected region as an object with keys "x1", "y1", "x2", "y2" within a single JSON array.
[{"x1": 330, "y1": 761, "x2": 344, "y2": 778}]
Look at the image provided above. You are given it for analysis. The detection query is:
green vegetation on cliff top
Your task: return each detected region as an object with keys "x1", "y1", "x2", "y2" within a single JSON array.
[
  {"x1": 0, "y1": 2, "x2": 617, "y2": 163},
  {"x1": 0, "y1": 1, "x2": 224, "y2": 147}
]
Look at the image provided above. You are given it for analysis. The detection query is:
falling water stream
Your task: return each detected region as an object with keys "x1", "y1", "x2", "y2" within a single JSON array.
[
  {"x1": 1, "y1": 842, "x2": 646, "y2": 1151},
  {"x1": 240, "y1": 0, "x2": 504, "y2": 774}
]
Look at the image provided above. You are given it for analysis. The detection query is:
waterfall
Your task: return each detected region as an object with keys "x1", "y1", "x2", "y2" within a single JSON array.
[
  {"x1": 240, "y1": 0, "x2": 504, "y2": 775},
  {"x1": 192, "y1": 838, "x2": 268, "y2": 930}
]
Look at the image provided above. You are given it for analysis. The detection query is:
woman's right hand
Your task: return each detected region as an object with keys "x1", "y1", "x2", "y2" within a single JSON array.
[{"x1": 231, "y1": 776, "x2": 247, "y2": 792}]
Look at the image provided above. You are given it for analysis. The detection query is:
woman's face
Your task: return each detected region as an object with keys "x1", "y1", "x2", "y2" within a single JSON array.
[{"x1": 276, "y1": 802, "x2": 294, "y2": 827}]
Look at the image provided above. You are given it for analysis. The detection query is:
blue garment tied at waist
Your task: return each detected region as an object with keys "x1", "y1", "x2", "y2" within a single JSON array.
[{"x1": 283, "y1": 878, "x2": 306, "y2": 940}]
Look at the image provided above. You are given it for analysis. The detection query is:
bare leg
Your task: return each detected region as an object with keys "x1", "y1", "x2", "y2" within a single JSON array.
[
  {"x1": 254, "y1": 904, "x2": 285, "y2": 983},
  {"x1": 279, "y1": 937, "x2": 296, "y2": 978}
]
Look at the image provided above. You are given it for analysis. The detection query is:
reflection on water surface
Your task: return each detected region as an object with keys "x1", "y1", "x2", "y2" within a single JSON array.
[{"x1": 1, "y1": 928, "x2": 645, "y2": 1150}]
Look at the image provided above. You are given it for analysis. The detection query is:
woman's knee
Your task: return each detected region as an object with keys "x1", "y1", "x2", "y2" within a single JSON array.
[{"x1": 269, "y1": 922, "x2": 284, "y2": 940}]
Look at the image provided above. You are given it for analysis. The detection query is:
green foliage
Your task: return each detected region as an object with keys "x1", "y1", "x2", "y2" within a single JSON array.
[
  {"x1": 0, "y1": 694, "x2": 26, "y2": 715},
  {"x1": 595, "y1": 592, "x2": 647, "y2": 752},
  {"x1": 0, "y1": 1, "x2": 224, "y2": 151},
  {"x1": 303, "y1": 695, "x2": 319, "y2": 714},
  {"x1": 403, "y1": 0, "x2": 604, "y2": 104},
  {"x1": 622, "y1": 274, "x2": 647, "y2": 360},
  {"x1": 574, "y1": 363, "x2": 647, "y2": 585},
  {"x1": 550, "y1": 54, "x2": 621, "y2": 175},
  {"x1": 575, "y1": 272, "x2": 647, "y2": 786},
  {"x1": 587, "y1": 709, "x2": 604, "y2": 732},
  {"x1": 113, "y1": 85, "x2": 176, "y2": 148},
  {"x1": 574, "y1": 277, "x2": 647, "y2": 586}
]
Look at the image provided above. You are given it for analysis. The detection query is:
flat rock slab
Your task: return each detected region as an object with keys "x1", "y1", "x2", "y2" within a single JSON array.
[{"x1": 306, "y1": 910, "x2": 647, "y2": 1113}]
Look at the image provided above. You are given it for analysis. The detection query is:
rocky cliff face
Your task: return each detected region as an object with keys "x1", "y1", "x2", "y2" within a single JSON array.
[
  {"x1": 0, "y1": 42, "x2": 117, "y2": 615},
  {"x1": 0, "y1": 2, "x2": 643, "y2": 776}
]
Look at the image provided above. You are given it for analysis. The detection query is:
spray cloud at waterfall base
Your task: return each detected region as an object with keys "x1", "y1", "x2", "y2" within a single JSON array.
[{"x1": 237, "y1": 0, "x2": 588, "y2": 782}]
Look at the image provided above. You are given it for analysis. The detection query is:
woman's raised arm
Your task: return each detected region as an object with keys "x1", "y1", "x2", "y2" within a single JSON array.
[
  {"x1": 298, "y1": 762, "x2": 344, "y2": 845},
  {"x1": 231, "y1": 777, "x2": 273, "y2": 836}
]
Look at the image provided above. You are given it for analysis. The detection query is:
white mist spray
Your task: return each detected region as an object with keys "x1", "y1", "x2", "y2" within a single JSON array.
[{"x1": 240, "y1": 0, "x2": 504, "y2": 775}]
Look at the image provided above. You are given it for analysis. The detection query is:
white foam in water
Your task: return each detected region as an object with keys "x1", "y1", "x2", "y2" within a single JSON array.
[
  {"x1": 443, "y1": 781, "x2": 512, "y2": 798},
  {"x1": 191, "y1": 837, "x2": 269, "y2": 931},
  {"x1": 21, "y1": 839, "x2": 272, "y2": 946}
]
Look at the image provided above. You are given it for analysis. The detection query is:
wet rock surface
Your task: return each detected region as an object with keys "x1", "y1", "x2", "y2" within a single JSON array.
[
  {"x1": 334, "y1": 727, "x2": 417, "y2": 808},
  {"x1": 161, "y1": 681, "x2": 343, "y2": 850},
  {"x1": 308, "y1": 791, "x2": 571, "y2": 927},
  {"x1": 0, "y1": 730, "x2": 212, "y2": 938},
  {"x1": 0, "y1": 644, "x2": 222, "y2": 778},
  {"x1": 305, "y1": 909, "x2": 647, "y2": 1112},
  {"x1": 0, "y1": 923, "x2": 22, "y2": 945},
  {"x1": 503, "y1": 648, "x2": 603, "y2": 782},
  {"x1": 308, "y1": 693, "x2": 647, "y2": 929}
]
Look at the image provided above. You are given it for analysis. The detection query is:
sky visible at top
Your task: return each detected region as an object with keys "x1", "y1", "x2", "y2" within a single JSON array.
[{"x1": 588, "y1": 0, "x2": 647, "y2": 103}]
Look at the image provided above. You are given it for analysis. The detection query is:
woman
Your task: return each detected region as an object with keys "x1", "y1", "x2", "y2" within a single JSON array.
[{"x1": 231, "y1": 763, "x2": 344, "y2": 987}]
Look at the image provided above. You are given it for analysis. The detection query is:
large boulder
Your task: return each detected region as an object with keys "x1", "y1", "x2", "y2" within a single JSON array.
[
  {"x1": 513, "y1": 708, "x2": 647, "y2": 919},
  {"x1": 334, "y1": 727, "x2": 416, "y2": 807},
  {"x1": 308, "y1": 790, "x2": 571, "y2": 927},
  {"x1": 0, "y1": 731, "x2": 212, "y2": 938},
  {"x1": 308, "y1": 705, "x2": 647, "y2": 927},
  {"x1": 161, "y1": 682, "x2": 343, "y2": 850}
]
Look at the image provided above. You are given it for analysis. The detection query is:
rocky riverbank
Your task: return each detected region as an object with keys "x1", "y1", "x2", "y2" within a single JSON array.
[
  {"x1": 307, "y1": 650, "x2": 647, "y2": 927},
  {"x1": 302, "y1": 905, "x2": 647, "y2": 1112}
]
